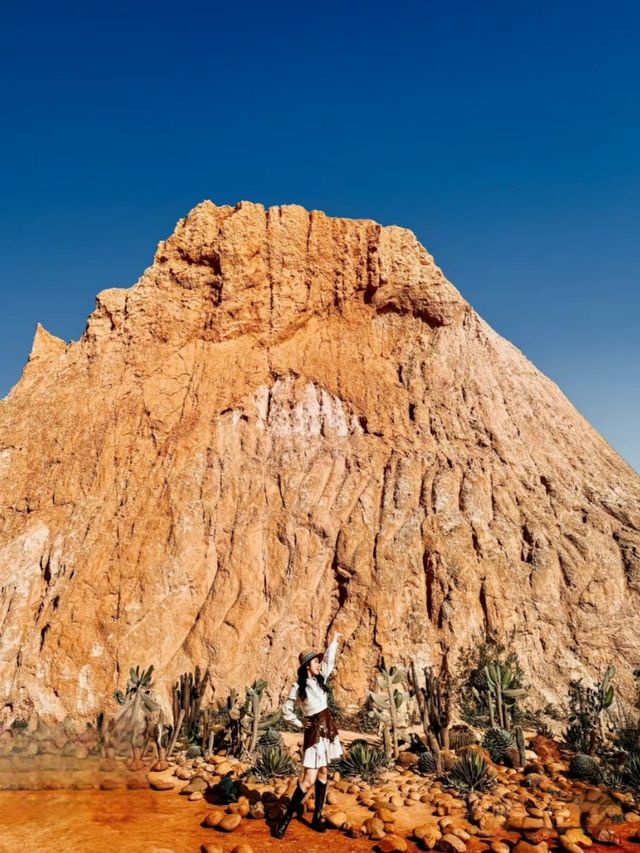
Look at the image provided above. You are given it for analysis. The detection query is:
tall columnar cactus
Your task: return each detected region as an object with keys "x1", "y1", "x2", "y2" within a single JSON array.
[
  {"x1": 409, "y1": 653, "x2": 452, "y2": 750},
  {"x1": 484, "y1": 662, "x2": 529, "y2": 730},
  {"x1": 369, "y1": 663, "x2": 409, "y2": 759},
  {"x1": 172, "y1": 666, "x2": 211, "y2": 742},
  {"x1": 514, "y1": 725, "x2": 526, "y2": 769}
]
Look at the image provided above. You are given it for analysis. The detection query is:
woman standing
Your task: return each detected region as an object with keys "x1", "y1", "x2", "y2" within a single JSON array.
[{"x1": 275, "y1": 631, "x2": 343, "y2": 838}]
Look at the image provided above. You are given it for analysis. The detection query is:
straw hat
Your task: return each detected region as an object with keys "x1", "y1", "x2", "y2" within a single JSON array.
[{"x1": 298, "y1": 648, "x2": 324, "y2": 668}]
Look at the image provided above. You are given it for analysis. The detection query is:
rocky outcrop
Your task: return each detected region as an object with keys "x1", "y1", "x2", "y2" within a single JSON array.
[{"x1": 0, "y1": 201, "x2": 638, "y2": 720}]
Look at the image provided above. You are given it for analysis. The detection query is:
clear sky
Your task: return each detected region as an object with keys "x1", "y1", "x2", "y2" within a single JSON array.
[{"x1": 1, "y1": 1, "x2": 638, "y2": 471}]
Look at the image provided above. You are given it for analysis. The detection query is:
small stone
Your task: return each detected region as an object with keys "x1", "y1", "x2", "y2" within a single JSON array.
[
  {"x1": 326, "y1": 811, "x2": 347, "y2": 829},
  {"x1": 249, "y1": 801, "x2": 265, "y2": 819},
  {"x1": 203, "y1": 809, "x2": 225, "y2": 827},
  {"x1": 150, "y1": 778, "x2": 175, "y2": 791},
  {"x1": 363, "y1": 817, "x2": 386, "y2": 839},
  {"x1": 127, "y1": 774, "x2": 149, "y2": 789},
  {"x1": 513, "y1": 842, "x2": 549, "y2": 853},
  {"x1": 218, "y1": 813, "x2": 242, "y2": 832},
  {"x1": 201, "y1": 846, "x2": 223, "y2": 853},
  {"x1": 439, "y1": 833, "x2": 467, "y2": 853},
  {"x1": 100, "y1": 778, "x2": 119, "y2": 790},
  {"x1": 490, "y1": 843, "x2": 510, "y2": 853},
  {"x1": 563, "y1": 828, "x2": 592, "y2": 847},
  {"x1": 230, "y1": 845, "x2": 254, "y2": 853},
  {"x1": 189, "y1": 791, "x2": 204, "y2": 801},
  {"x1": 376, "y1": 835, "x2": 408, "y2": 852},
  {"x1": 377, "y1": 806, "x2": 396, "y2": 823},
  {"x1": 594, "y1": 829, "x2": 619, "y2": 845},
  {"x1": 413, "y1": 824, "x2": 442, "y2": 849}
]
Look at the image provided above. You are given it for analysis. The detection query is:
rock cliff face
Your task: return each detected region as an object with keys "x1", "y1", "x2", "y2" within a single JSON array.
[{"x1": 1, "y1": 201, "x2": 638, "y2": 720}]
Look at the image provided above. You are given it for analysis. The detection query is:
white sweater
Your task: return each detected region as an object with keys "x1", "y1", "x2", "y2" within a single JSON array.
[{"x1": 281, "y1": 637, "x2": 338, "y2": 729}]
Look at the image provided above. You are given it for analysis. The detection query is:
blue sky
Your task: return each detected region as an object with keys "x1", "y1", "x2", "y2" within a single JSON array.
[{"x1": 0, "y1": 0, "x2": 638, "y2": 470}]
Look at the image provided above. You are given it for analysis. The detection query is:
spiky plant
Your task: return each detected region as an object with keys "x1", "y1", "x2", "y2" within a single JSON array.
[
  {"x1": 257, "y1": 726, "x2": 283, "y2": 749},
  {"x1": 446, "y1": 752, "x2": 495, "y2": 792},
  {"x1": 624, "y1": 753, "x2": 640, "y2": 791},
  {"x1": 602, "y1": 767, "x2": 625, "y2": 791},
  {"x1": 337, "y1": 740, "x2": 389, "y2": 783},
  {"x1": 569, "y1": 753, "x2": 602, "y2": 783},
  {"x1": 450, "y1": 726, "x2": 477, "y2": 751},
  {"x1": 417, "y1": 750, "x2": 439, "y2": 776},
  {"x1": 482, "y1": 727, "x2": 514, "y2": 764},
  {"x1": 252, "y1": 745, "x2": 296, "y2": 781},
  {"x1": 186, "y1": 743, "x2": 202, "y2": 759}
]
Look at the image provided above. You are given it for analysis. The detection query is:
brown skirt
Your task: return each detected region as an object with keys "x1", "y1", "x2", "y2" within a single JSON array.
[{"x1": 302, "y1": 707, "x2": 339, "y2": 752}]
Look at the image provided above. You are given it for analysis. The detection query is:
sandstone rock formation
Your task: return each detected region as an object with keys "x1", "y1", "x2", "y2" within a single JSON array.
[{"x1": 0, "y1": 201, "x2": 638, "y2": 720}]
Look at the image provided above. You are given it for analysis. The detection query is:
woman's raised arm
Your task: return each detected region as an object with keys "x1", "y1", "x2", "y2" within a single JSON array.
[{"x1": 319, "y1": 632, "x2": 342, "y2": 679}]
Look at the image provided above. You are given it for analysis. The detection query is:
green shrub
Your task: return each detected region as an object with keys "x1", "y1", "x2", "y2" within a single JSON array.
[
  {"x1": 624, "y1": 752, "x2": 640, "y2": 791},
  {"x1": 416, "y1": 750, "x2": 438, "y2": 775}
]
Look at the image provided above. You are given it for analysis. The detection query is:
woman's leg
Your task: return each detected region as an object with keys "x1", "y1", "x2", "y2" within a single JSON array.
[
  {"x1": 300, "y1": 766, "x2": 318, "y2": 792},
  {"x1": 311, "y1": 763, "x2": 329, "y2": 832}
]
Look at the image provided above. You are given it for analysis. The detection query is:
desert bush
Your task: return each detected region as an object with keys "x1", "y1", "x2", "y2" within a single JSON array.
[
  {"x1": 445, "y1": 751, "x2": 495, "y2": 792},
  {"x1": 252, "y1": 745, "x2": 296, "y2": 781},
  {"x1": 337, "y1": 739, "x2": 389, "y2": 782}
]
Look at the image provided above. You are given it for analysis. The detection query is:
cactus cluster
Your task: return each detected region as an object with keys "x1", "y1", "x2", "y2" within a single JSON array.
[
  {"x1": 483, "y1": 662, "x2": 529, "y2": 729},
  {"x1": 172, "y1": 666, "x2": 210, "y2": 743},
  {"x1": 225, "y1": 680, "x2": 282, "y2": 758},
  {"x1": 409, "y1": 653, "x2": 452, "y2": 751}
]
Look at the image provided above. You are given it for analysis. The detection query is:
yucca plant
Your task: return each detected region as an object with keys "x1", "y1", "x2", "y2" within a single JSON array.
[
  {"x1": 252, "y1": 745, "x2": 296, "y2": 781},
  {"x1": 338, "y1": 739, "x2": 389, "y2": 783},
  {"x1": 446, "y1": 751, "x2": 495, "y2": 792},
  {"x1": 482, "y1": 727, "x2": 514, "y2": 764}
]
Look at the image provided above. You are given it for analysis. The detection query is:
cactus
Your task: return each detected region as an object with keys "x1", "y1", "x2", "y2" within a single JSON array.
[
  {"x1": 417, "y1": 750, "x2": 440, "y2": 776},
  {"x1": 484, "y1": 662, "x2": 529, "y2": 730},
  {"x1": 482, "y1": 727, "x2": 515, "y2": 764},
  {"x1": 446, "y1": 751, "x2": 495, "y2": 792},
  {"x1": 449, "y1": 725, "x2": 478, "y2": 751},
  {"x1": 514, "y1": 725, "x2": 526, "y2": 768},
  {"x1": 369, "y1": 662, "x2": 409, "y2": 759},
  {"x1": 409, "y1": 652, "x2": 452, "y2": 750},
  {"x1": 172, "y1": 666, "x2": 211, "y2": 743},
  {"x1": 225, "y1": 680, "x2": 282, "y2": 758},
  {"x1": 257, "y1": 726, "x2": 283, "y2": 750},
  {"x1": 569, "y1": 753, "x2": 602, "y2": 783},
  {"x1": 565, "y1": 665, "x2": 616, "y2": 755},
  {"x1": 113, "y1": 665, "x2": 160, "y2": 749}
]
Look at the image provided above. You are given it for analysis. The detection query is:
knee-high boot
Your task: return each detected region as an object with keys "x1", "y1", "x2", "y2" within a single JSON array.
[
  {"x1": 311, "y1": 779, "x2": 327, "y2": 832},
  {"x1": 274, "y1": 782, "x2": 306, "y2": 839}
]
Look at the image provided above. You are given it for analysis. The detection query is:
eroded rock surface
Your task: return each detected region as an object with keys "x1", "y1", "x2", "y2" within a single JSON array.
[{"x1": 0, "y1": 201, "x2": 638, "y2": 719}]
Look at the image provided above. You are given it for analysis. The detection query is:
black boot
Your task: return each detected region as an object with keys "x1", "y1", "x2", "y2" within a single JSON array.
[
  {"x1": 311, "y1": 779, "x2": 327, "y2": 832},
  {"x1": 274, "y1": 782, "x2": 306, "y2": 839}
]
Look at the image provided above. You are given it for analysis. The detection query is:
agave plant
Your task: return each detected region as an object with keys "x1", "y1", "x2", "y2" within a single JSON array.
[
  {"x1": 252, "y1": 745, "x2": 296, "y2": 781},
  {"x1": 446, "y1": 751, "x2": 495, "y2": 792},
  {"x1": 482, "y1": 727, "x2": 514, "y2": 764},
  {"x1": 624, "y1": 752, "x2": 640, "y2": 791},
  {"x1": 338, "y1": 739, "x2": 389, "y2": 783}
]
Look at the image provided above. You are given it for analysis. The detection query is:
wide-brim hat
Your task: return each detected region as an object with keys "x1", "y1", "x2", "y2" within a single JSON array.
[{"x1": 298, "y1": 648, "x2": 324, "y2": 668}]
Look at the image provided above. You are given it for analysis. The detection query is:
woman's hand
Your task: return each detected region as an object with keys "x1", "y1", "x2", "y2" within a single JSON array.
[
  {"x1": 332, "y1": 631, "x2": 343, "y2": 644},
  {"x1": 303, "y1": 718, "x2": 312, "y2": 729}
]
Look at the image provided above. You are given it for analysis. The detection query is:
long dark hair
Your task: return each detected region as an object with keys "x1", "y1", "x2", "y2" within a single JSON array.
[{"x1": 297, "y1": 663, "x2": 328, "y2": 702}]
